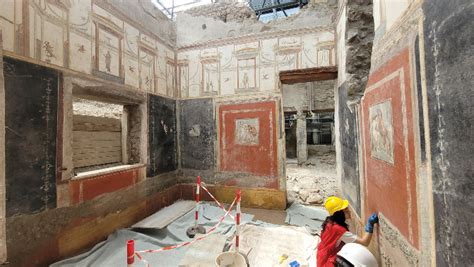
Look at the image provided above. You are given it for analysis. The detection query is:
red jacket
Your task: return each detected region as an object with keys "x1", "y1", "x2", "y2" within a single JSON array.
[{"x1": 317, "y1": 222, "x2": 347, "y2": 267}]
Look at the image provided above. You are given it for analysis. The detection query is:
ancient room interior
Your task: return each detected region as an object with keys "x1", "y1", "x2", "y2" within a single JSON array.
[{"x1": 0, "y1": 0, "x2": 471, "y2": 266}]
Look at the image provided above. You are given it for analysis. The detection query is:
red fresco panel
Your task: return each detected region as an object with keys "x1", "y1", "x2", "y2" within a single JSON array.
[
  {"x1": 218, "y1": 101, "x2": 278, "y2": 184},
  {"x1": 362, "y1": 49, "x2": 419, "y2": 248},
  {"x1": 69, "y1": 168, "x2": 141, "y2": 204},
  {"x1": 81, "y1": 169, "x2": 137, "y2": 201}
]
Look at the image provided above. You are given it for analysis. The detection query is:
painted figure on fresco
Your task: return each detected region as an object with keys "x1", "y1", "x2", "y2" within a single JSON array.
[
  {"x1": 78, "y1": 44, "x2": 86, "y2": 53},
  {"x1": 43, "y1": 41, "x2": 56, "y2": 61},
  {"x1": 242, "y1": 72, "x2": 249, "y2": 89},
  {"x1": 369, "y1": 101, "x2": 394, "y2": 163},
  {"x1": 104, "y1": 51, "x2": 112, "y2": 72},
  {"x1": 206, "y1": 81, "x2": 214, "y2": 92},
  {"x1": 235, "y1": 118, "x2": 259, "y2": 145}
]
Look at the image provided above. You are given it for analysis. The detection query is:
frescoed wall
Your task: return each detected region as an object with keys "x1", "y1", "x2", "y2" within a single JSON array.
[
  {"x1": 0, "y1": 0, "x2": 176, "y2": 97},
  {"x1": 218, "y1": 100, "x2": 279, "y2": 189},
  {"x1": 178, "y1": 29, "x2": 335, "y2": 98},
  {"x1": 423, "y1": 0, "x2": 474, "y2": 265},
  {"x1": 179, "y1": 98, "x2": 215, "y2": 170},
  {"x1": 4, "y1": 57, "x2": 58, "y2": 216},
  {"x1": 361, "y1": 49, "x2": 419, "y2": 249},
  {"x1": 335, "y1": 1, "x2": 432, "y2": 266},
  {"x1": 148, "y1": 94, "x2": 177, "y2": 177}
]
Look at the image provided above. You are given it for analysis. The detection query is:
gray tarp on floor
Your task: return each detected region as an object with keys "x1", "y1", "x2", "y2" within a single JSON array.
[
  {"x1": 52, "y1": 202, "x2": 323, "y2": 267},
  {"x1": 51, "y1": 202, "x2": 254, "y2": 267},
  {"x1": 285, "y1": 203, "x2": 329, "y2": 234}
]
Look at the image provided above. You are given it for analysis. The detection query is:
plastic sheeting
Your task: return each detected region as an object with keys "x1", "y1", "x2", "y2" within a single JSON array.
[
  {"x1": 51, "y1": 202, "x2": 323, "y2": 267},
  {"x1": 285, "y1": 203, "x2": 329, "y2": 234},
  {"x1": 231, "y1": 224, "x2": 319, "y2": 267},
  {"x1": 51, "y1": 202, "x2": 254, "y2": 267}
]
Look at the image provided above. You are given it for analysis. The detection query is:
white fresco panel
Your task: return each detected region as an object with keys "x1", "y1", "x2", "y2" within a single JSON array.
[
  {"x1": 98, "y1": 28, "x2": 120, "y2": 76},
  {"x1": 69, "y1": 32, "x2": 92, "y2": 73},
  {"x1": 166, "y1": 62, "x2": 175, "y2": 96},
  {"x1": 260, "y1": 39, "x2": 277, "y2": 91},
  {"x1": 0, "y1": 19, "x2": 14, "y2": 52},
  {"x1": 42, "y1": 20, "x2": 64, "y2": 66},
  {"x1": 202, "y1": 61, "x2": 219, "y2": 94},
  {"x1": 178, "y1": 64, "x2": 189, "y2": 97},
  {"x1": 0, "y1": 1, "x2": 15, "y2": 51},
  {"x1": 188, "y1": 51, "x2": 201, "y2": 97},
  {"x1": 69, "y1": 0, "x2": 92, "y2": 34},
  {"x1": 238, "y1": 58, "x2": 256, "y2": 90},
  {"x1": 220, "y1": 45, "x2": 235, "y2": 95},
  {"x1": 301, "y1": 34, "x2": 318, "y2": 68},
  {"x1": 125, "y1": 55, "x2": 139, "y2": 88},
  {"x1": 140, "y1": 50, "x2": 154, "y2": 92},
  {"x1": 93, "y1": 5, "x2": 122, "y2": 29},
  {"x1": 318, "y1": 49, "x2": 330, "y2": 66},
  {"x1": 124, "y1": 24, "x2": 139, "y2": 55}
]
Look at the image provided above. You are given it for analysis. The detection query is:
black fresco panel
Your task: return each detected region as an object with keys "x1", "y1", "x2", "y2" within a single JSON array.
[
  {"x1": 338, "y1": 82, "x2": 361, "y2": 216},
  {"x1": 4, "y1": 57, "x2": 58, "y2": 216},
  {"x1": 423, "y1": 1, "x2": 474, "y2": 266},
  {"x1": 178, "y1": 98, "x2": 215, "y2": 170},
  {"x1": 148, "y1": 94, "x2": 177, "y2": 176}
]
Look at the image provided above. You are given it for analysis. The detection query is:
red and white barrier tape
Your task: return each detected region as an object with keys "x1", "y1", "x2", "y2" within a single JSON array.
[
  {"x1": 235, "y1": 189, "x2": 241, "y2": 253},
  {"x1": 195, "y1": 176, "x2": 201, "y2": 228},
  {"x1": 133, "y1": 195, "x2": 238, "y2": 265},
  {"x1": 200, "y1": 183, "x2": 235, "y2": 220}
]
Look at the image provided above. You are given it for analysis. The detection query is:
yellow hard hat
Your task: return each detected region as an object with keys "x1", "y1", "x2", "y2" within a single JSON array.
[{"x1": 324, "y1": 196, "x2": 349, "y2": 216}]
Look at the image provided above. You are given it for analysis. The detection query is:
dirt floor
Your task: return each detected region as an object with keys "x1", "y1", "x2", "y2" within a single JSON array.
[{"x1": 286, "y1": 151, "x2": 337, "y2": 205}]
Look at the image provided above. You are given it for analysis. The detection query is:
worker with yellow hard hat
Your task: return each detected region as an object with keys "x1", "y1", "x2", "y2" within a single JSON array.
[{"x1": 316, "y1": 196, "x2": 379, "y2": 267}]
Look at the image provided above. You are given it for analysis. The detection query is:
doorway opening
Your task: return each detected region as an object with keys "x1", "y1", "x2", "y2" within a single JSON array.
[{"x1": 280, "y1": 67, "x2": 338, "y2": 205}]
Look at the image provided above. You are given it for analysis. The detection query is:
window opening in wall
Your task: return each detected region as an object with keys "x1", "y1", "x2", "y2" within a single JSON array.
[
  {"x1": 307, "y1": 111, "x2": 334, "y2": 145},
  {"x1": 72, "y1": 98, "x2": 124, "y2": 174}
]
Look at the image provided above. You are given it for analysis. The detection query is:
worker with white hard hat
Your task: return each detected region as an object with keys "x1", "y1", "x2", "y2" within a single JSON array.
[
  {"x1": 336, "y1": 243, "x2": 378, "y2": 267},
  {"x1": 316, "y1": 196, "x2": 379, "y2": 267}
]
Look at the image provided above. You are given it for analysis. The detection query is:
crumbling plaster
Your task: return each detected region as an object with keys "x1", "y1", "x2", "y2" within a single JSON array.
[
  {"x1": 344, "y1": 0, "x2": 374, "y2": 101},
  {"x1": 176, "y1": 3, "x2": 337, "y2": 47}
]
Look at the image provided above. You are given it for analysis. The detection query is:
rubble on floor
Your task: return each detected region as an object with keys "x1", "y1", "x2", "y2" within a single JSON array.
[{"x1": 287, "y1": 152, "x2": 337, "y2": 205}]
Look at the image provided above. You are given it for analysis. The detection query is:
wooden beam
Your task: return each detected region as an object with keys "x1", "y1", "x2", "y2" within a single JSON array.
[{"x1": 279, "y1": 66, "x2": 338, "y2": 84}]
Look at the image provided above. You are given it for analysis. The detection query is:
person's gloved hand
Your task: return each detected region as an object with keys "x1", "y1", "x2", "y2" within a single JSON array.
[{"x1": 365, "y1": 212, "x2": 379, "y2": 233}]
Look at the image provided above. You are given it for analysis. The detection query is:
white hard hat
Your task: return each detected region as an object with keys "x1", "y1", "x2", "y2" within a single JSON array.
[{"x1": 336, "y1": 243, "x2": 378, "y2": 267}]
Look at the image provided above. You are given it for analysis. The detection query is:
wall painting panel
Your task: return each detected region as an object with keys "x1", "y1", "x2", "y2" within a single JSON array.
[{"x1": 361, "y1": 49, "x2": 418, "y2": 248}]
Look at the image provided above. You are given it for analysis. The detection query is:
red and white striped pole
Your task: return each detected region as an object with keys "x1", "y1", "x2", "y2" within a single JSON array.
[
  {"x1": 127, "y1": 239, "x2": 135, "y2": 266},
  {"x1": 235, "y1": 189, "x2": 241, "y2": 253},
  {"x1": 195, "y1": 176, "x2": 201, "y2": 228}
]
